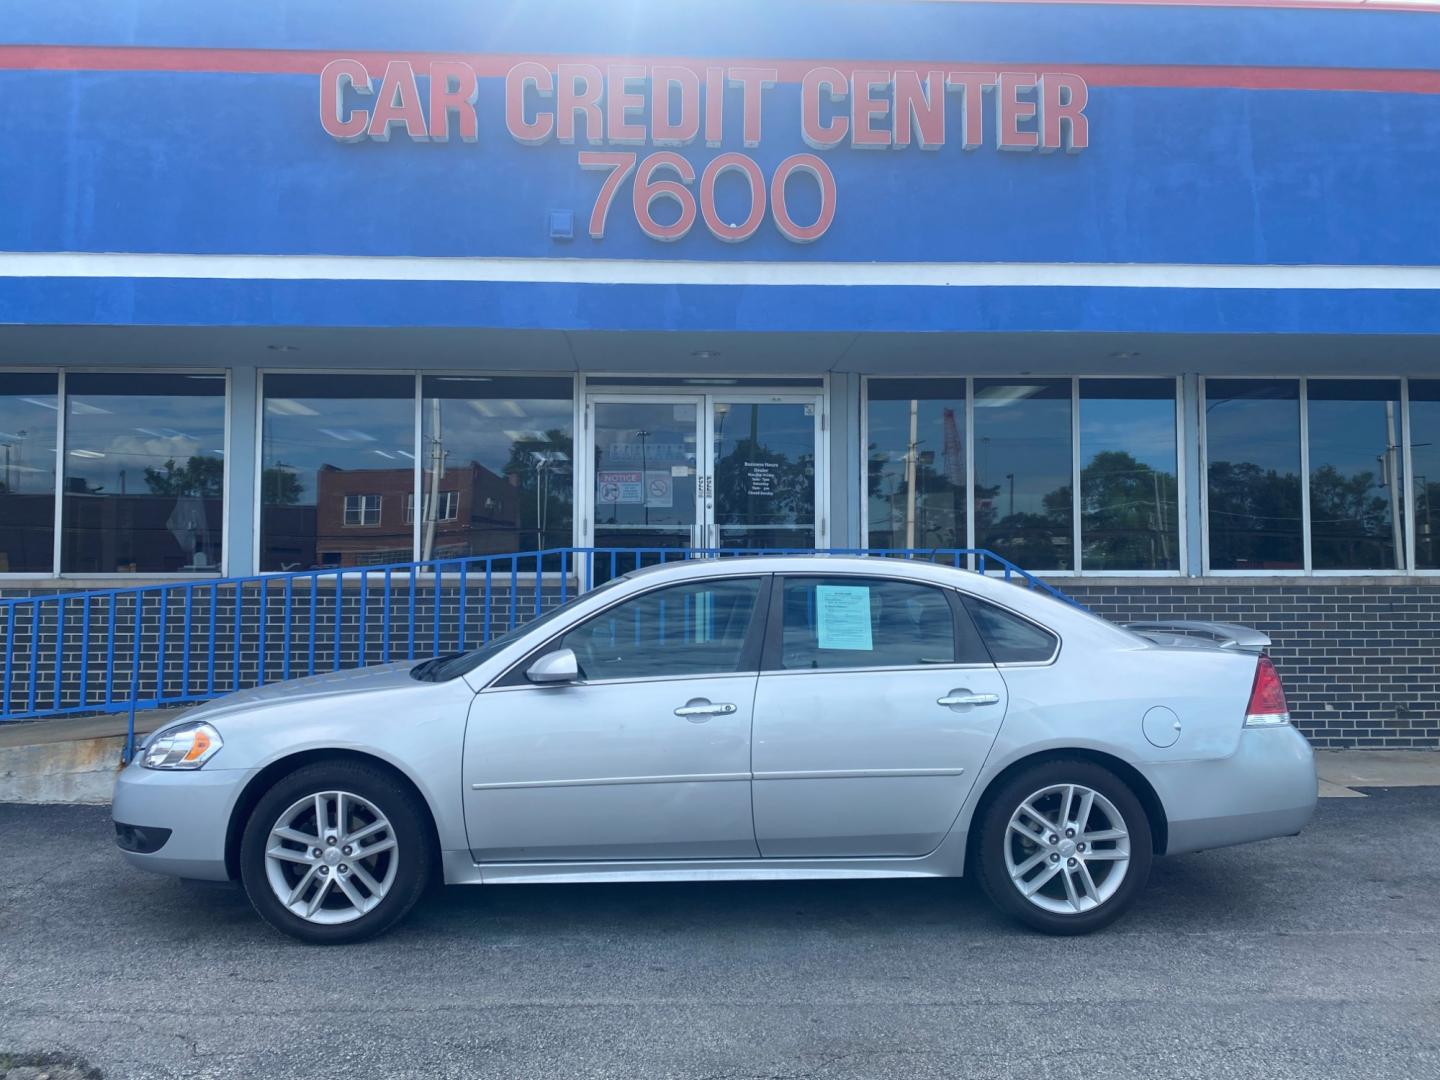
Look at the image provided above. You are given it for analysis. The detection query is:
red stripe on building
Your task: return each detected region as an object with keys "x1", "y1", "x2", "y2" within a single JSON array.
[{"x1": 2, "y1": 46, "x2": 1439, "y2": 94}]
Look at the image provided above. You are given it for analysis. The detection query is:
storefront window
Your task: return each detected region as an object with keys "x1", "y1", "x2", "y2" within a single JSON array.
[
  {"x1": 973, "y1": 379, "x2": 1073, "y2": 571},
  {"x1": 60, "y1": 373, "x2": 226, "y2": 574},
  {"x1": 1410, "y1": 380, "x2": 1440, "y2": 571},
  {"x1": 0, "y1": 374, "x2": 59, "y2": 573},
  {"x1": 865, "y1": 379, "x2": 966, "y2": 551},
  {"x1": 1204, "y1": 379, "x2": 1303, "y2": 571},
  {"x1": 1307, "y1": 380, "x2": 1404, "y2": 571},
  {"x1": 1079, "y1": 379, "x2": 1179, "y2": 571},
  {"x1": 261, "y1": 374, "x2": 415, "y2": 571},
  {"x1": 420, "y1": 376, "x2": 573, "y2": 558}
]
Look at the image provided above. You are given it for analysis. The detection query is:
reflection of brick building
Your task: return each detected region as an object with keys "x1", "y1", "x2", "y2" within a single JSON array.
[{"x1": 314, "y1": 463, "x2": 521, "y2": 567}]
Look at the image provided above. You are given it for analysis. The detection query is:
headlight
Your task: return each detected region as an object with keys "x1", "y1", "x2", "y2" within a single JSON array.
[{"x1": 142, "y1": 722, "x2": 223, "y2": 770}]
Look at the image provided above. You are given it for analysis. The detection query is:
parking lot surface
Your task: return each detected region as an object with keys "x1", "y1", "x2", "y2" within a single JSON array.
[{"x1": 2, "y1": 789, "x2": 1438, "y2": 1080}]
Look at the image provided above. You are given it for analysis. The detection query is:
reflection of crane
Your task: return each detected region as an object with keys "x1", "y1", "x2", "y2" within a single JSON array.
[{"x1": 942, "y1": 407, "x2": 963, "y2": 485}]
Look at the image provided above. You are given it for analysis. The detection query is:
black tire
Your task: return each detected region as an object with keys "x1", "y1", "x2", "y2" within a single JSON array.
[
  {"x1": 239, "y1": 760, "x2": 435, "y2": 945},
  {"x1": 974, "y1": 758, "x2": 1153, "y2": 935}
]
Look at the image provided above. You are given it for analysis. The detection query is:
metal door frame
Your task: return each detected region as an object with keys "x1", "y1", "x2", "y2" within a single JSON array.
[{"x1": 581, "y1": 390, "x2": 828, "y2": 550}]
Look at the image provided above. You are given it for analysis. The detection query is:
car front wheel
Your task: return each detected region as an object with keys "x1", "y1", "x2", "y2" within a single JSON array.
[
  {"x1": 974, "y1": 759, "x2": 1153, "y2": 935},
  {"x1": 239, "y1": 761, "x2": 434, "y2": 944}
]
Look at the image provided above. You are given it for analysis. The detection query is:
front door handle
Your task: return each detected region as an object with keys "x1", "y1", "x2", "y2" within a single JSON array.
[
  {"x1": 938, "y1": 691, "x2": 1001, "y2": 708},
  {"x1": 674, "y1": 699, "x2": 737, "y2": 721}
]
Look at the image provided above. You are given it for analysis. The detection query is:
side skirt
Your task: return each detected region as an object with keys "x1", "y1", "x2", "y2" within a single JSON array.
[{"x1": 439, "y1": 850, "x2": 954, "y2": 886}]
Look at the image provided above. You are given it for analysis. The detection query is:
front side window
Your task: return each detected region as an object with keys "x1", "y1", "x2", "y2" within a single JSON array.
[
  {"x1": 261, "y1": 374, "x2": 415, "y2": 571},
  {"x1": 1307, "y1": 380, "x2": 1403, "y2": 571},
  {"x1": 1204, "y1": 379, "x2": 1303, "y2": 571},
  {"x1": 962, "y1": 596, "x2": 1058, "y2": 664},
  {"x1": 61, "y1": 373, "x2": 226, "y2": 574},
  {"x1": 558, "y1": 578, "x2": 762, "y2": 681},
  {"x1": 973, "y1": 379, "x2": 1073, "y2": 571},
  {"x1": 0, "y1": 373, "x2": 59, "y2": 573},
  {"x1": 776, "y1": 576, "x2": 980, "y2": 670},
  {"x1": 865, "y1": 378, "x2": 966, "y2": 552}
]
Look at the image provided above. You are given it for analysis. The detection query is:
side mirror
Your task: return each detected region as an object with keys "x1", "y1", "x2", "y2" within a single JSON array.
[{"x1": 526, "y1": 648, "x2": 580, "y2": 685}]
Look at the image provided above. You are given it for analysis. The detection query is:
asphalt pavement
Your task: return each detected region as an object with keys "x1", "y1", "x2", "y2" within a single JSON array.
[{"x1": 2, "y1": 789, "x2": 1438, "y2": 1080}]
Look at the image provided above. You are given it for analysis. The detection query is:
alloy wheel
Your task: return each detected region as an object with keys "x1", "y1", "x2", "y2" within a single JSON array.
[
  {"x1": 1003, "y1": 783, "x2": 1131, "y2": 915},
  {"x1": 263, "y1": 790, "x2": 400, "y2": 925}
]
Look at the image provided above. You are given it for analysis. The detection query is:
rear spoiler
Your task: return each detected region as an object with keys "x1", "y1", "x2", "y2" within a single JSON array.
[{"x1": 1125, "y1": 620, "x2": 1271, "y2": 654}]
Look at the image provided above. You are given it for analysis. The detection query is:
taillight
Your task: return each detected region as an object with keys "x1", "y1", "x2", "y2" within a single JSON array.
[{"x1": 1245, "y1": 655, "x2": 1291, "y2": 727}]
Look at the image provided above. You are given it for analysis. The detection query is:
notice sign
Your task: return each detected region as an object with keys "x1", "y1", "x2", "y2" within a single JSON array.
[
  {"x1": 815, "y1": 585, "x2": 874, "y2": 651},
  {"x1": 597, "y1": 470, "x2": 643, "y2": 504},
  {"x1": 746, "y1": 461, "x2": 778, "y2": 497}
]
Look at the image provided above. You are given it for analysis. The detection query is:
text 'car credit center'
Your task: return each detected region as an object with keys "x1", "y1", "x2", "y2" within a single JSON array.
[{"x1": 2, "y1": 0, "x2": 1440, "y2": 747}]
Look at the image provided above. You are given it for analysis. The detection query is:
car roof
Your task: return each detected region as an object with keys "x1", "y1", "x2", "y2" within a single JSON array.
[{"x1": 619, "y1": 554, "x2": 1083, "y2": 615}]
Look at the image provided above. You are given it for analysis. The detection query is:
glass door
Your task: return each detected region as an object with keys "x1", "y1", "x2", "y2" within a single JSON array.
[
  {"x1": 709, "y1": 397, "x2": 822, "y2": 550},
  {"x1": 584, "y1": 391, "x2": 825, "y2": 554},
  {"x1": 589, "y1": 397, "x2": 704, "y2": 551}
]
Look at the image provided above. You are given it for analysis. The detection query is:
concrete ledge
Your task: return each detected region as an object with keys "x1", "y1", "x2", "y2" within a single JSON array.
[{"x1": 0, "y1": 709, "x2": 183, "y2": 805}]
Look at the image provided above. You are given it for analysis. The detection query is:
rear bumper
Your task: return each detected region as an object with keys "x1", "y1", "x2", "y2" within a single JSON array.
[
  {"x1": 1151, "y1": 725, "x2": 1317, "y2": 856},
  {"x1": 111, "y1": 763, "x2": 250, "y2": 881}
]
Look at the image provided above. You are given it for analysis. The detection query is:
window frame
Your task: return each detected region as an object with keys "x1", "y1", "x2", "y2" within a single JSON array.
[
  {"x1": 405, "y1": 489, "x2": 460, "y2": 525},
  {"x1": 859, "y1": 374, "x2": 1185, "y2": 577},
  {"x1": 759, "y1": 571, "x2": 994, "y2": 675},
  {"x1": 0, "y1": 367, "x2": 232, "y2": 580},
  {"x1": 1200, "y1": 374, "x2": 1414, "y2": 576},
  {"x1": 342, "y1": 494, "x2": 383, "y2": 528},
  {"x1": 494, "y1": 572, "x2": 774, "y2": 688},
  {"x1": 255, "y1": 369, "x2": 581, "y2": 576}
]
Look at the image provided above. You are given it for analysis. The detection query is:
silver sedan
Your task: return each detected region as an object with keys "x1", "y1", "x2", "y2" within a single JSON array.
[{"x1": 113, "y1": 556, "x2": 1317, "y2": 943}]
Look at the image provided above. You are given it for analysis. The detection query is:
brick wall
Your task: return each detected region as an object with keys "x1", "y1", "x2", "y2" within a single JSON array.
[
  {"x1": 1063, "y1": 579, "x2": 1440, "y2": 750},
  {"x1": 4, "y1": 575, "x2": 1437, "y2": 750}
]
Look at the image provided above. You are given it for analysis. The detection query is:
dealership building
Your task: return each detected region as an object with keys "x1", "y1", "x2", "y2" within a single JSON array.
[{"x1": 2, "y1": 0, "x2": 1439, "y2": 746}]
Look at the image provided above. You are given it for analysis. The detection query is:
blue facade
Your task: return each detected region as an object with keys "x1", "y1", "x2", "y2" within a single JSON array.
[{"x1": 1, "y1": 0, "x2": 1439, "y2": 335}]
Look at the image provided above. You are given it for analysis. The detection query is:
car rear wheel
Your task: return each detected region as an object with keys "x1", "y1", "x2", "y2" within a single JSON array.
[
  {"x1": 239, "y1": 761, "x2": 434, "y2": 944},
  {"x1": 974, "y1": 759, "x2": 1153, "y2": 935}
]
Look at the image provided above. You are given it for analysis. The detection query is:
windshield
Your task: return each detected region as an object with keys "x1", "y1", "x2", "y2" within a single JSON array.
[{"x1": 417, "y1": 576, "x2": 629, "y2": 682}]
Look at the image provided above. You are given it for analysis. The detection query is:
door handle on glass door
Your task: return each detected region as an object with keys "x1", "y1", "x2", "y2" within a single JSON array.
[
  {"x1": 674, "y1": 699, "x2": 737, "y2": 721},
  {"x1": 937, "y1": 691, "x2": 1001, "y2": 708}
]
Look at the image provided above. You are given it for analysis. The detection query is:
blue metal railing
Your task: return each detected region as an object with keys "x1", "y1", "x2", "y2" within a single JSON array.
[{"x1": 0, "y1": 546, "x2": 1075, "y2": 757}]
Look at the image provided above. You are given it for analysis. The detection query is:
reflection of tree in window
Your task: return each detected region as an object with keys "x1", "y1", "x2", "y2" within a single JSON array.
[
  {"x1": 1206, "y1": 461, "x2": 1303, "y2": 569},
  {"x1": 1080, "y1": 451, "x2": 1179, "y2": 571},
  {"x1": 144, "y1": 455, "x2": 223, "y2": 497},
  {"x1": 500, "y1": 427, "x2": 574, "y2": 548},
  {"x1": 1205, "y1": 380, "x2": 1303, "y2": 571}
]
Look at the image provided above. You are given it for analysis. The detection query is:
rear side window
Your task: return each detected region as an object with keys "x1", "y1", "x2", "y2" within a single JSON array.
[
  {"x1": 774, "y1": 576, "x2": 984, "y2": 670},
  {"x1": 963, "y1": 596, "x2": 1059, "y2": 664}
]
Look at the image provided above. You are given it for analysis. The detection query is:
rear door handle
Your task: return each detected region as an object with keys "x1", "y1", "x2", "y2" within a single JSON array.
[
  {"x1": 938, "y1": 691, "x2": 1001, "y2": 708},
  {"x1": 674, "y1": 699, "x2": 737, "y2": 721}
]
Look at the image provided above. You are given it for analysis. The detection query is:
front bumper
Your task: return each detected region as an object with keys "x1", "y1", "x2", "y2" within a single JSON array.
[
  {"x1": 111, "y1": 762, "x2": 252, "y2": 881},
  {"x1": 1151, "y1": 724, "x2": 1318, "y2": 856}
]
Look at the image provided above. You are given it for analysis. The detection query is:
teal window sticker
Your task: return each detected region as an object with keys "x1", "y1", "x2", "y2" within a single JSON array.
[{"x1": 815, "y1": 585, "x2": 874, "y2": 651}]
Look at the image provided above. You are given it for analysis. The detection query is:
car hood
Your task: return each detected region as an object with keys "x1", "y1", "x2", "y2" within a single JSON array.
[{"x1": 176, "y1": 661, "x2": 424, "y2": 725}]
